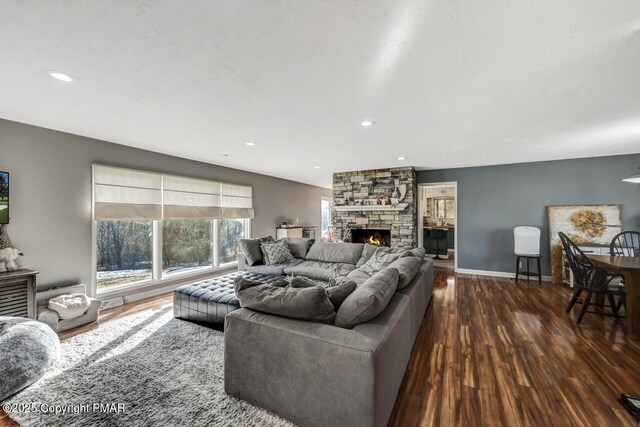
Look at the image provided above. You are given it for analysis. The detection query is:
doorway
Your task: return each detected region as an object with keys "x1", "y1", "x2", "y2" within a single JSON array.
[{"x1": 418, "y1": 182, "x2": 458, "y2": 271}]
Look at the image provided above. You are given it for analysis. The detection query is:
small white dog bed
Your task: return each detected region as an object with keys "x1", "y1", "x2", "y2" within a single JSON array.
[{"x1": 48, "y1": 293, "x2": 91, "y2": 320}]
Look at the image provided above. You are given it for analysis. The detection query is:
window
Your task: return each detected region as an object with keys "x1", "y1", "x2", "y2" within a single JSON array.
[
  {"x1": 93, "y1": 165, "x2": 254, "y2": 294},
  {"x1": 163, "y1": 219, "x2": 213, "y2": 277},
  {"x1": 219, "y1": 219, "x2": 247, "y2": 265},
  {"x1": 321, "y1": 198, "x2": 332, "y2": 241},
  {"x1": 434, "y1": 199, "x2": 455, "y2": 220},
  {"x1": 96, "y1": 220, "x2": 153, "y2": 290}
]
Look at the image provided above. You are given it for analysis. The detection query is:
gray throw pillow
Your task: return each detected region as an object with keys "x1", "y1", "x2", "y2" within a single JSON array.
[
  {"x1": 239, "y1": 236, "x2": 271, "y2": 266},
  {"x1": 401, "y1": 247, "x2": 426, "y2": 259},
  {"x1": 284, "y1": 238, "x2": 315, "y2": 259},
  {"x1": 325, "y1": 281, "x2": 357, "y2": 309},
  {"x1": 287, "y1": 276, "x2": 357, "y2": 309},
  {"x1": 387, "y1": 256, "x2": 423, "y2": 289},
  {"x1": 234, "y1": 277, "x2": 336, "y2": 324},
  {"x1": 334, "y1": 268, "x2": 399, "y2": 329},
  {"x1": 261, "y1": 240, "x2": 296, "y2": 265},
  {"x1": 358, "y1": 248, "x2": 402, "y2": 275},
  {"x1": 257, "y1": 236, "x2": 276, "y2": 265}
]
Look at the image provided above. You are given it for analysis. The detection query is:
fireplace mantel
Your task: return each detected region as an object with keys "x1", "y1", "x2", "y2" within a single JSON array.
[{"x1": 333, "y1": 203, "x2": 408, "y2": 212}]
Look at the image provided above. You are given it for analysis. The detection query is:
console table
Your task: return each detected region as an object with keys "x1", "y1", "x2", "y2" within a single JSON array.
[{"x1": 0, "y1": 269, "x2": 39, "y2": 319}]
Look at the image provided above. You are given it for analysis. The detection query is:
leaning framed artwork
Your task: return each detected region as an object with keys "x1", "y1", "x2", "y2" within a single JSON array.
[{"x1": 548, "y1": 204, "x2": 623, "y2": 285}]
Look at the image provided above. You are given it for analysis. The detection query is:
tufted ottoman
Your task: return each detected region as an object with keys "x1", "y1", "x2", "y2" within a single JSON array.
[
  {"x1": 0, "y1": 316, "x2": 60, "y2": 401},
  {"x1": 173, "y1": 271, "x2": 286, "y2": 328}
]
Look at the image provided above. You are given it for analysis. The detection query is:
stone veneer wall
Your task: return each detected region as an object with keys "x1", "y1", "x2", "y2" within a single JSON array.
[{"x1": 332, "y1": 167, "x2": 417, "y2": 249}]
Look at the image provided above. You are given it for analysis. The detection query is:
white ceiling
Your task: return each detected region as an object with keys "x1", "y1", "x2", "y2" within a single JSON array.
[{"x1": 1, "y1": 1, "x2": 639, "y2": 189}]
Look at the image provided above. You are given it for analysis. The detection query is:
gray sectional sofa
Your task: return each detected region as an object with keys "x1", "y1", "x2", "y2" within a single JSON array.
[{"x1": 224, "y1": 240, "x2": 434, "y2": 427}]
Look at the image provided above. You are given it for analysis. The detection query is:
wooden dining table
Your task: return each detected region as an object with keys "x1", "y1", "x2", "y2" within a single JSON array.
[{"x1": 587, "y1": 254, "x2": 640, "y2": 340}]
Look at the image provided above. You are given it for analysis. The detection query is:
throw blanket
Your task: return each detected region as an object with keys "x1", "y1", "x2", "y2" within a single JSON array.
[{"x1": 48, "y1": 294, "x2": 90, "y2": 319}]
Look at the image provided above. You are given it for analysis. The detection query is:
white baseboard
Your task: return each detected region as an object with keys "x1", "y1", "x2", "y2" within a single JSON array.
[{"x1": 455, "y1": 268, "x2": 552, "y2": 282}]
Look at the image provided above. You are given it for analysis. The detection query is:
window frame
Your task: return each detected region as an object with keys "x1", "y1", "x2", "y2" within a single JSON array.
[{"x1": 92, "y1": 218, "x2": 250, "y2": 297}]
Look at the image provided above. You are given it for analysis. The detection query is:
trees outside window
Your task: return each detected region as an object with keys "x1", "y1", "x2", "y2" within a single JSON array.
[
  {"x1": 220, "y1": 219, "x2": 246, "y2": 265},
  {"x1": 163, "y1": 219, "x2": 213, "y2": 277},
  {"x1": 96, "y1": 220, "x2": 153, "y2": 289},
  {"x1": 96, "y1": 218, "x2": 249, "y2": 292}
]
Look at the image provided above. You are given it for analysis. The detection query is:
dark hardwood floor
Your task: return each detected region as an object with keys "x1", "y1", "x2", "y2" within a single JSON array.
[
  {"x1": 2, "y1": 272, "x2": 639, "y2": 426},
  {"x1": 389, "y1": 271, "x2": 640, "y2": 427}
]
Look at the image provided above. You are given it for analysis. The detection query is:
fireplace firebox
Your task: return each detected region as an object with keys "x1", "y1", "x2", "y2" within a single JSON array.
[{"x1": 351, "y1": 229, "x2": 391, "y2": 247}]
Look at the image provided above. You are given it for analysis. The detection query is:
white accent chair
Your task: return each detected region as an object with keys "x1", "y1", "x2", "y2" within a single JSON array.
[{"x1": 514, "y1": 226, "x2": 542, "y2": 284}]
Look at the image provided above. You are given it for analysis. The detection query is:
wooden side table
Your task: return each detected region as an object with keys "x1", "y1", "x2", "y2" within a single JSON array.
[{"x1": 0, "y1": 269, "x2": 39, "y2": 319}]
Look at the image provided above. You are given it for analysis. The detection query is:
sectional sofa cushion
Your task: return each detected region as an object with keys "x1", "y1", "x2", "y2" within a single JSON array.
[
  {"x1": 387, "y1": 256, "x2": 423, "y2": 289},
  {"x1": 284, "y1": 238, "x2": 315, "y2": 259},
  {"x1": 288, "y1": 276, "x2": 357, "y2": 309},
  {"x1": 305, "y1": 242, "x2": 364, "y2": 265},
  {"x1": 262, "y1": 240, "x2": 296, "y2": 265},
  {"x1": 234, "y1": 277, "x2": 336, "y2": 324},
  {"x1": 358, "y1": 248, "x2": 403, "y2": 275},
  {"x1": 334, "y1": 267, "x2": 400, "y2": 329},
  {"x1": 401, "y1": 247, "x2": 426, "y2": 259},
  {"x1": 282, "y1": 265, "x2": 340, "y2": 282},
  {"x1": 356, "y1": 244, "x2": 426, "y2": 268},
  {"x1": 356, "y1": 243, "x2": 379, "y2": 268},
  {"x1": 343, "y1": 269, "x2": 371, "y2": 285},
  {"x1": 284, "y1": 260, "x2": 355, "y2": 280},
  {"x1": 245, "y1": 259, "x2": 303, "y2": 276}
]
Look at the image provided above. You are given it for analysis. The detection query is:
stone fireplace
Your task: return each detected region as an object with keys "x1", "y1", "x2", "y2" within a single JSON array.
[
  {"x1": 351, "y1": 229, "x2": 391, "y2": 247},
  {"x1": 332, "y1": 167, "x2": 417, "y2": 249}
]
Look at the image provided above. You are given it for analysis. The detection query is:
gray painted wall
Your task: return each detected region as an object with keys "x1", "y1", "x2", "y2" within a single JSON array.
[
  {"x1": 0, "y1": 119, "x2": 330, "y2": 289},
  {"x1": 417, "y1": 154, "x2": 640, "y2": 275}
]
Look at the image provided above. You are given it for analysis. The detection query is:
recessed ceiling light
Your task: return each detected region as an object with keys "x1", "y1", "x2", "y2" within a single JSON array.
[
  {"x1": 48, "y1": 71, "x2": 75, "y2": 82},
  {"x1": 314, "y1": 166, "x2": 321, "y2": 169},
  {"x1": 245, "y1": 142, "x2": 255, "y2": 146},
  {"x1": 397, "y1": 156, "x2": 407, "y2": 160},
  {"x1": 361, "y1": 120, "x2": 375, "y2": 127}
]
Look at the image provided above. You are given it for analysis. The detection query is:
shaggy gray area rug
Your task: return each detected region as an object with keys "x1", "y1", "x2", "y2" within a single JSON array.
[{"x1": 4, "y1": 306, "x2": 294, "y2": 427}]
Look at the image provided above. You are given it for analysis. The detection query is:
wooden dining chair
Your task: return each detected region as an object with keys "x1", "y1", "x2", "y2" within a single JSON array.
[
  {"x1": 610, "y1": 231, "x2": 640, "y2": 257},
  {"x1": 559, "y1": 232, "x2": 626, "y2": 323},
  {"x1": 609, "y1": 231, "x2": 638, "y2": 311}
]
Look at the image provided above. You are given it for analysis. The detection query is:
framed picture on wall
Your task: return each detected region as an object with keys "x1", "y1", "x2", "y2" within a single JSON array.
[
  {"x1": 547, "y1": 204, "x2": 622, "y2": 285},
  {"x1": 0, "y1": 171, "x2": 8, "y2": 224}
]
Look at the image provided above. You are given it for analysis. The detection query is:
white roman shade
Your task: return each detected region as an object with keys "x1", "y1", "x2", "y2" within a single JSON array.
[
  {"x1": 163, "y1": 175, "x2": 223, "y2": 219},
  {"x1": 221, "y1": 183, "x2": 255, "y2": 219},
  {"x1": 93, "y1": 164, "x2": 162, "y2": 220},
  {"x1": 93, "y1": 165, "x2": 254, "y2": 220}
]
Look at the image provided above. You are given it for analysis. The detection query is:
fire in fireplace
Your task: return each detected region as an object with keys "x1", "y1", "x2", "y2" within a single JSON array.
[{"x1": 351, "y1": 229, "x2": 391, "y2": 247}]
